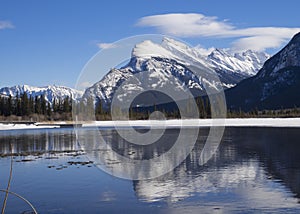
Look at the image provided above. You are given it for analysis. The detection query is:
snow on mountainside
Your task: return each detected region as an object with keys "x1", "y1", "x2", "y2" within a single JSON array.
[
  {"x1": 161, "y1": 37, "x2": 269, "y2": 76},
  {"x1": 226, "y1": 32, "x2": 300, "y2": 111},
  {"x1": 135, "y1": 37, "x2": 269, "y2": 76},
  {"x1": 208, "y1": 48, "x2": 269, "y2": 76},
  {"x1": 83, "y1": 37, "x2": 269, "y2": 106},
  {"x1": 0, "y1": 85, "x2": 83, "y2": 105}
]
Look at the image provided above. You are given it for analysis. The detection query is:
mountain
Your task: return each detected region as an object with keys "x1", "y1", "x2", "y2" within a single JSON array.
[
  {"x1": 0, "y1": 85, "x2": 83, "y2": 105},
  {"x1": 226, "y1": 32, "x2": 300, "y2": 111},
  {"x1": 83, "y1": 37, "x2": 269, "y2": 107}
]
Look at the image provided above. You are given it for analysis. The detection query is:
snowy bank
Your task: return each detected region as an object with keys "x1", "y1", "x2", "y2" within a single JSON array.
[
  {"x1": 1, "y1": 118, "x2": 300, "y2": 131},
  {"x1": 0, "y1": 123, "x2": 59, "y2": 131},
  {"x1": 84, "y1": 118, "x2": 300, "y2": 128}
]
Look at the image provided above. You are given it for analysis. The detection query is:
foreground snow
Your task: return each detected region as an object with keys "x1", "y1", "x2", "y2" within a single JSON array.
[
  {"x1": 0, "y1": 123, "x2": 59, "y2": 131},
  {"x1": 1, "y1": 118, "x2": 300, "y2": 131},
  {"x1": 85, "y1": 118, "x2": 300, "y2": 128}
]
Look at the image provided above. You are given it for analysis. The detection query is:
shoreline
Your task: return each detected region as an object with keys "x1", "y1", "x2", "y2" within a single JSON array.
[{"x1": 1, "y1": 118, "x2": 300, "y2": 131}]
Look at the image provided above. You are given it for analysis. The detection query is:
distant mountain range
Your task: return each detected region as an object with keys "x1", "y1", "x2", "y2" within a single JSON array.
[
  {"x1": 0, "y1": 85, "x2": 83, "y2": 105},
  {"x1": 226, "y1": 32, "x2": 300, "y2": 111},
  {"x1": 3, "y1": 33, "x2": 300, "y2": 113},
  {"x1": 82, "y1": 37, "x2": 269, "y2": 107}
]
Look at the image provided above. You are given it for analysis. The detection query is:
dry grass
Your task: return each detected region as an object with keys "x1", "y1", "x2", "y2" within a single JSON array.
[{"x1": 0, "y1": 143, "x2": 38, "y2": 214}]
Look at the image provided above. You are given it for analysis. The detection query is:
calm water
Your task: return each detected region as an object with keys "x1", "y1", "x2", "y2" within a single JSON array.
[{"x1": 0, "y1": 127, "x2": 300, "y2": 213}]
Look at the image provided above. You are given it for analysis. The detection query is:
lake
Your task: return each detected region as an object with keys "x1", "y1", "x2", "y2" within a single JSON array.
[{"x1": 0, "y1": 127, "x2": 300, "y2": 213}]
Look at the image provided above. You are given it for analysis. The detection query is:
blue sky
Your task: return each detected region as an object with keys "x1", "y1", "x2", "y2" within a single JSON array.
[{"x1": 0, "y1": 0, "x2": 299, "y2": 89}]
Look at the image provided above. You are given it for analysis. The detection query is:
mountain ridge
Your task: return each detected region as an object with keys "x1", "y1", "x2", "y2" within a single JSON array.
[
  {"x1": 226, "y1": 32, "x2": 300, "y2": 111},
  {"x1": 83, "y1": 37, "x2": 269, "y2": 107},
  {"x1": 0, "y1": 85, "x2": 83, "y2": 105}
]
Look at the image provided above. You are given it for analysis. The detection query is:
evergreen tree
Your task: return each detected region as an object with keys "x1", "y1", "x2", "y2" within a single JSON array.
[
  {"x1": 52, "y1": 99, "x2": 58, "y2": 113},
  {"x1": 7, "y1": 95, "x2": 12, "y2": 116},
  {"x1": 28, "y1": 95, "x2": 34, "y2": 115},
  {"x1": 0, "y1": 96, "x2": 3, "y2": 115},
  {"x1": 95, "y1": 99, "x2": 103, "y2": 115},
  {"x1": 47, "y1": 102, "x2": 52, "y2": 117},
  {"x1": 35, "y1": 96, "x2": 41, "y2": 114},
  {"x1": 41, "y1": 95, "x2": 47, "y2": 115},
  {"x1": 204, "y1": 98, "x2": 211, "y2": 118},
  {"x1": 86, "y1": 97, "x2": 94, "y2": 120},
  {"x1": 16, "y1": 92, "x2": 22, "y2": 116},
  {"x1": 196, "y1": 97, "x2": 205, "y2": 118},
  {"x1": 21, "y1": 92, "x2": 30, "y2": 116},
  {"x1": 63, "y1": 96, "x2": 70, "y2": 113}
]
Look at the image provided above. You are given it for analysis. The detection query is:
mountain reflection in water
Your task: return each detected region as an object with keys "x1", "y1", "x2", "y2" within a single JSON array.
[{"x1": 0, "y1": 127, "x2": 300, "y2": 213}]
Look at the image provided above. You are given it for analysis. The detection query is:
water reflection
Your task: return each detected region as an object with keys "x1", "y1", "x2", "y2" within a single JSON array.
[
  {"x1": 0, "y1": 127, "x2": 300, "y2": 212},
  {"x1": 77, "y1": 128, "x2": 201, "y2": 180},
  {"x1": 77, "y1": 127, "x2": 300, "y2": 206},
  {"x1": 0, "y1": 129, "x2": 78, "y2": 155},
  {"x1": 232, "y1": 127, "x2": 300, "y2": 200},
  {"x1": 131, "y1": 127, "x2": 300, "y2": 210}
]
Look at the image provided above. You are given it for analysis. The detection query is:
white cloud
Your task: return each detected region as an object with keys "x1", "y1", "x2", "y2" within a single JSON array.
[
  {"x1": 231, "y1": 35, "x2": 286, "y2": 52},
  {"x1": 0, "y1": 21, "x2": 14, "y2": 30},
  {"x1": 97, "y1": 42, "x2": 117, "y2": 49},
  {"x1": 194, "y1": 45, "x2": 215, "y2": 55},
  {"x1": 77, "y1": 81, "x2": 93, "y2": 90},
  {"x1": 137, "y1": 13, "x2": 300, "y2": 51},
  {"x1": 137, "y1": 13, "x2": 234, "y2": 37}
]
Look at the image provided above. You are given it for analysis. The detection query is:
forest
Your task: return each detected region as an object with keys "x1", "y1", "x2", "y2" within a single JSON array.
[
  {"x1": 1, "y1": 92, "x2": 300, "y2": 122},
  {"x1": 0, "y1": 92, "x2": 72, "y2": 121}
]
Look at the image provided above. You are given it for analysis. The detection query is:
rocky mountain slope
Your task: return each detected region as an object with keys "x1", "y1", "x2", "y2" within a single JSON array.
[
  {"x1": 226, "y1": 32, "x2": 300, "y2": 111},
  {"x1": 83, "y1": 37, "x2": 269, "y2": 107}
]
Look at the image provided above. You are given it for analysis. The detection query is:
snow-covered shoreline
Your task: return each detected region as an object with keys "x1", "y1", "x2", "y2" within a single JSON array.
[
  {"x1": 1, "y1": 118, "x2": 300, "y2": 131},
  {"x1": 85, "y1": 118, "x2": 300, "y2": 128},
  {"x1": 0, "y1": 123, "x2": 60, "y2": 131}
]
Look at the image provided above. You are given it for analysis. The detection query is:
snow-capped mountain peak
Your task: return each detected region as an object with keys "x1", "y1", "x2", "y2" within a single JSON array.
[
  {"x1": 162, "y1": 37, "x2": 203, "y2": 59},
  {"x1": 161, "y1": 37, "x2": 209, "y2": 66},
  {"x1": 83, "y1": 37, "x2": 270, "y2": 107},
  {"x1": 208, "y1": 48, "x2": 270, "y2": 76},
  {"x1": 131, "y1": 37, "x2": 269, "y2": 76},
  {"x1": 226, "y1": 32, "x2": 300, "y2": 111},
  {"x1": 0, "y1": 85, "x2": 83, "y2": 105},
  {"x1": 132, "y1": 40, "x2": 178, "y2": 60}
]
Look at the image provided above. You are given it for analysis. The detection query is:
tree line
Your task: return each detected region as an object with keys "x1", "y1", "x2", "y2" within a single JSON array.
[
  {"x1": 0, "y1": 92, "x2": 72, "y2": 121},
  {"x1": 1, "y1": 92, "x2": 300, "y2": 122}
]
